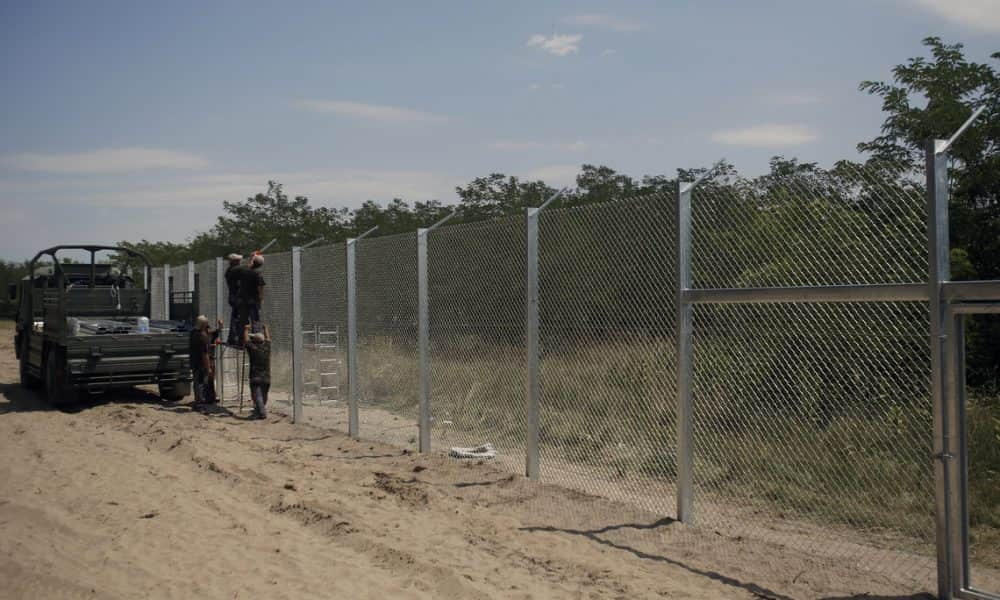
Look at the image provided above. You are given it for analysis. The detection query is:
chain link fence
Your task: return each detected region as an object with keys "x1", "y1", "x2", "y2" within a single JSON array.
[
  {"x1": 686, "y1": 162, "x2": 936, "y2": 581},
  {"x1": 300, "y1": 243, "x2": 347, "y2": 429},
  {"x1": 427, "y1": 216, "x2": 527, "y2": 474},
  {"x1": 149, "y1": 267, "x2": 165, "y2": 320},
  {"x1": 538, "y1": 191, "x2": 679, "y2": 513},
  {"x1": 195, "y1": 259, "x2": 220, "y2": 325},
  {"x1": 355, "y1": 233, "x2": 418, "y2": 449},
  {"x1": 135, "y1": 155, "x2": 1000, "y2": 595}
]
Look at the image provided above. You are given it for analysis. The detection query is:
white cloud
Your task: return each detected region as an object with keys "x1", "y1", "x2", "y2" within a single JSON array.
[
  {"x1": 526, "y1": 33, "x2": 582, "y2": 56},
  {"x1": 711, "y1": 124, "x2": 819, "y2": 147},
  {"x1": 0, "y1": 148, "x2": 208, "y2": 174},
  {"x1": 600, "y1": 48, "x2": 617, "y2": 57},
  {"x1": 567, "y1": 13, "x2": 642, "y2": 32},
  {"x1": 908, "y1": 0, "x2": 1000, "y2": 33},
  {"x1": 528, "y1": 83, "x2": 542, "y2": 91},
  {"x1": 526, "y1": 164, "x2": 580, "y2": 186},
  {"x1": 294, "y1": 99, "x2": 448, "y2": 124},
  {"x1": 490, "y1": 140, "x2": 588, "y2": 152}
]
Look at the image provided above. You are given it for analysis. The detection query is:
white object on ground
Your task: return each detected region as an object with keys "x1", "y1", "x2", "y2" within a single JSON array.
[{"x1": 448, "y1": 443, "x2": 496, "y2": 459}]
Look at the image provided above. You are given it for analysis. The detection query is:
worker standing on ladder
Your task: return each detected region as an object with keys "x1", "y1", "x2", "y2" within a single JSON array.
[
  {"x1": 224, "y1": 253, "x2": 247, "y2": 346},
  {"x1": 239, "y1": 253, "x2": 266, "y2": 332},
  {"x1": 242, "y1": 323, "x2": 271, "y2": 420}
]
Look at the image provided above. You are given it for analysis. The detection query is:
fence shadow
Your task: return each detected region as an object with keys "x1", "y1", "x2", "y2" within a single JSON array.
[{"x1": 519, "y1": 518, "x2": 797, "y2": 600}]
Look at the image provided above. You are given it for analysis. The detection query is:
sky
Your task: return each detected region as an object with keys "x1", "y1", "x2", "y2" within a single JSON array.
[{"x1": 1, "y1": 0, "x2": 998, "y2": 260}]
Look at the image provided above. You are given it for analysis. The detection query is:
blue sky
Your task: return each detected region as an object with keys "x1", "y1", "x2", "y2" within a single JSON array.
[{"x1": 1, "y1": 0, "x2": 997, "y2": 260}]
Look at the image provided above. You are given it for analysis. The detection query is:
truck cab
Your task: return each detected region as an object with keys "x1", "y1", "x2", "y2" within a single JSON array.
[{"x1": 13, "y1": 245, "x2": 194, "y2": 405}]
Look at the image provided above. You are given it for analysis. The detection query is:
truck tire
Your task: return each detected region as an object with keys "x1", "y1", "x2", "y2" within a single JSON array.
[
  {"x1": 19, "y1": 339, "x2": 40, "y2": 389},
  {"x1": 44, "y1": 346, "x2": 73, "y2": 407},
  {"x1": 159, "y1": 381, "x2": 191, "y2": 402}
]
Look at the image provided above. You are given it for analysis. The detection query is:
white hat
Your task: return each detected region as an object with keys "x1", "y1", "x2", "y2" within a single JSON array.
[
  {"x1": 251, "y1": 254, "x2": 265, "y2": 266},
  {"x1": 227, "y1": 253, "x2": 243, "y2": 262}
]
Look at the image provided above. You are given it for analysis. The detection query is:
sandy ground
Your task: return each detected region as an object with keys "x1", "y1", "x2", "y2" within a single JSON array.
[{"x1": 0, "y1": 325, "x2": 939, "y2": 599}]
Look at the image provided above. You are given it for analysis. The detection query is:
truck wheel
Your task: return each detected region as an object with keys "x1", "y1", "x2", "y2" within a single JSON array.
[
  {"x1": 45, "y1": 347, "x2": 72, "y2": 407},
  {"x1": 159, "y1": 381, "x2": 191, "y2": 402},
  {"x1": 19, "y1": 342, "x2": 40, "y2": 389}
]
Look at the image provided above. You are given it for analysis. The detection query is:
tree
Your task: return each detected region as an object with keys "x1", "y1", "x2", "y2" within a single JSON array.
[
  {"x1": 859, "y1": 37, "x2": 999, "y2": 276},
  {"x1": 454, "y1": 174, "x2": 555, "y2": 220}
]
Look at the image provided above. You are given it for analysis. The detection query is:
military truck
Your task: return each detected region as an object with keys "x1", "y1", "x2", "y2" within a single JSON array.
[{"x1": 11, "y1": 245, "x2": 195, "y2": 405}]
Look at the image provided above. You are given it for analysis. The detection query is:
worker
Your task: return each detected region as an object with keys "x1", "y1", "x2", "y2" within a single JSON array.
[
  {"x1": 242, "y1": 323, "x2": 271, "y2": 420},
  {"x1": 224, "y1": 253, "x2": 247, "y2": 346},
  {"x1": 190, "y1": 315, "x2": 223, "y2": 405},
  {"x1": 239, "y1": 253, "x2": 266, "y2": 331}
]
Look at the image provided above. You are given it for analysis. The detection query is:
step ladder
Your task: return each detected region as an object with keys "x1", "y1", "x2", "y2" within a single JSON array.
[
  {"x1": 219, "y1": 341, "x2": 248, "y2": 412},
  {"x1": 303, "y1": 325, "x2": 342, "y2": 406}
]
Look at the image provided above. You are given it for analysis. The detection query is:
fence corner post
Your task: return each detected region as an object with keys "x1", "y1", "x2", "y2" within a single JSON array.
[
  {"x1": 291, "y1": 247, "x2": 304, "y2": 424},
  {"x1": 927, "y1": 138, "x2": 957, "y2": 600},
  {"x1": 417, "y1": 228, "x2": 431, "y2": 453},
  {"x1": 525, "y1": 206, "x2": 541, "y2": 480},
  {"x1": 346, "y1": 239, "x2": 359, "y2": 438},
  {"x1": 676, "y1": 180, "x2": 695, "y2": 524}
]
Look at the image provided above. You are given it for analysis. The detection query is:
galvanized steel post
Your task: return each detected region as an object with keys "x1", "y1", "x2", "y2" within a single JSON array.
[
  {"x1": 187, "y1": 260, "x2": 195, "y2": 297},
  {"x1": 523, "y1": 188, "x2": 566, "y2": 480},
  {"x1": 291, "y1": 247, "x2": 304, "y2": 424},
  {"x1": 417, "y1": 228, "x2": 431, "y2": 452},
  {"x1": 524, "y1": 207, "x2": 541, "y2": 479},
  {"x1": 163, "y1": 264, "x2": 171, "y2": 320},
  {"x1": 346, "y1": 239, "x2": 359, "y2": 438},
  {"x1": 927, "y1": 138, "x2": 954, "y2": 599},
  {"x1": 676, "y1": 181, "x2": 695, "y2": 524}
]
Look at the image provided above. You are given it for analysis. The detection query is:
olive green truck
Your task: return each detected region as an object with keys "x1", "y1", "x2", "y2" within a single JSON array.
[{"x1": 11, "y1": 245, "x2": 195, "y2": 405}]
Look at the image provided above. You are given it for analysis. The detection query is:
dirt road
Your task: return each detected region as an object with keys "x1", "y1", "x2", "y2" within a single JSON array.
[{"x1": 0, "y1": 325, "x2": 932, "y2": 599}]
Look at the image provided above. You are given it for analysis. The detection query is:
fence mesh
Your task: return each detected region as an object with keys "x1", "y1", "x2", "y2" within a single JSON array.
[
  {"x1": 260, "y1": 251, "x2": 294, "y2": 411},
  {"x1": 428, "y1": 216, "x2": 526, "y2": 474},
  {"x1": 537, "y1": 191, "x2": 679, "y2": 513},
  {"x1": 356, "y1": 233, "x2": 419, "y2": 448},
  {"x1": 691, "y1": 162, "x2": 927, "y2": 288},
  {"x1": 300, "y1": 243, "x2": 348, "y2": 430},
  {"x1": 149, "y1": 267, "x2": 165, "y2": 320},
  {"x1": 195, "y1": 259, "x2": 220, "y2": 325},
  {"x1": 688, "y1": 162, "x2": 935, "y2": 583}
]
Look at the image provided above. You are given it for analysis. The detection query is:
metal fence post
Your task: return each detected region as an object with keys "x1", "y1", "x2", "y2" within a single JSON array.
[
  {"x1": 346, "y1": 239, "x2": 359, "y2": 438},
  {"x1": 164, "y1": 264, "x2": 171, "y2": 320},
  {"x1": 524, "y1": 207, "x2": 541, "y2": 479},
  {"x1": 215, "y1": 257, "x2": 225, "y2": 403},
  {"x1": 292, "y1": 247, "x2": 304, "y2": 424},
  {"x1": 676, "y1": 180, "x2": 695, "y2": 524},
  {"x1": 928, "y1": 138, "x2": 955, "y2": 599},
  {"x1": 524, "y1": 189, "x2": 566, "y2": 480},
  {"x1": 417, "y1": 228, "x2": 431, "y2": 452},
  {"x1": 187, "y1": 260, "x2": 195, "y2": 297}
]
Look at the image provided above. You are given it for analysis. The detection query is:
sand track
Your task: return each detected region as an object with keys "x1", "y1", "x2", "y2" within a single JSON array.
[{"x1": 0, "y1": 327, "x2": 933, "y2": 599}]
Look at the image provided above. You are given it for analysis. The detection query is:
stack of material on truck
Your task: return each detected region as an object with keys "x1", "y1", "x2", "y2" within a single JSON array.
[
  {"x1": 149, "y1": 320, "x2": 189, "y2": 332},
  {"x1": 78, "y1": 320, "x2": 134, "y2": 335}
]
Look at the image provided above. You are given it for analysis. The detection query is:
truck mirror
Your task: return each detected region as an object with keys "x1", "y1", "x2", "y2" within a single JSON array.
[{"x1": 8, "y1": 283, "x2": 17, "y2": 301}]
